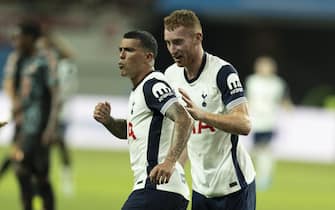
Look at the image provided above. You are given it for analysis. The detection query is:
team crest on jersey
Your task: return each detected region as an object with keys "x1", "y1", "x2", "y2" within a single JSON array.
[
  {"x1": 130, "y1": 102, "x2": 135, "y2": 115},
  {"x1": 227, "y1": 73, "x2": 243, "y2": 95},
  {"x1": 152, "y1": 82, "x2": 174, "y2": 102},
  {"x1": 201, "y1": 92, "x2": 207, "y2": 107}
]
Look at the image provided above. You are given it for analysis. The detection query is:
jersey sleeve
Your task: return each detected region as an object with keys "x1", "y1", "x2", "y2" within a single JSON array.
[
  {"x1": 143, "y1": 78, "x2": 178, "y2": 115},
  {"x1": 57, "y1": 59, "x2": 78, "y2": 101},
  {"x1": 42, "y1": 60, "x2": 58, "y2": 89},
  {"x1": 216, "y1": 65, "x2": 247, "y2": 110}
]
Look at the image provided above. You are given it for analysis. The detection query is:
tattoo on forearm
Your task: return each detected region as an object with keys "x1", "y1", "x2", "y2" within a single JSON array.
[
  {"x1": 166, "y1": 104, "x2": 192, "y2": 163},
  {"x1": 105, "y1": 118, "x2": 127, "y2": 139}
]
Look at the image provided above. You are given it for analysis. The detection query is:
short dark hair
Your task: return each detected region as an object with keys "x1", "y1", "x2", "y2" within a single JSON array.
[
  {"x1": 18, "y1": 20, "x2": 42, "y2": 41},
  {"x1": 123, "y1": 30, "x2": 158, "y2": 58}
]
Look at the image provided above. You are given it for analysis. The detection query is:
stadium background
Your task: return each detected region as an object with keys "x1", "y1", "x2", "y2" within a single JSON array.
[{"x1": 0, "y1": 0, "x2": 335, "y2": 209}]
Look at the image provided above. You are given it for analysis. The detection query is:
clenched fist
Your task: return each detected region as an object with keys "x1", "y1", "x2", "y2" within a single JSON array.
[{"x1": 93, "y1": 102, "x2": 112, "y2": 125}]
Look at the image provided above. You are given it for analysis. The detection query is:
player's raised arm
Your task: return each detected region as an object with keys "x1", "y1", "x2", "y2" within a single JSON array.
[
  {"x1": 178, "y1": 62, "x2": 252, "y2": 136},
  {"x1": 180, "y1": 87, "x2": 251, "y2": 135},
  {"x1": 93, "y1": 101, "x2": 127, "y2": 139},
  {"x1": 201, "y1": 102, "x2": 251, "y2": 135},
  {"x1": 149, "y1": 101, "x2": 193, "y2": 184}
]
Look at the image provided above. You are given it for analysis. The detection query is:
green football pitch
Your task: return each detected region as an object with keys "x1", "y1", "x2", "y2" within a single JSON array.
[{"x1": 0, "y1": 147, "x2": 334, "y2": 210}]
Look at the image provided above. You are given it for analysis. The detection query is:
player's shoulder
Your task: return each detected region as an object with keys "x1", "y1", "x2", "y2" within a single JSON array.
[
  {"x1": 206, "y1": 52, "x2": 233, "y2": 74},
  {"x1": 23, "y1": 54, "x2": 48, "y2": 75},
  {"x1": 272, "y1": 75, "x2": 287, "y2": 89},
  {"x1": 140, "y1": 71, "x2": 168, "y2": 90},
  {"x1": 34, "y1": 54, "x2": 49, "y2": 68},
  {"x1": 207, "y1": 53, "x2": 231, "y2": 67},
  {"x1": 142, "y1": 71, "x2": 175, "y2": 102},
  {"x1": 274, "y1": 75, "x2": 285, "y2": 83},
  {"x1": 5, "y1": 51, "x2": 20, "y2": 65},
  {"x1": 143, "y1": 70, "x2": 166, "y2": 83},
  {"x1": 246, "y1": 74, "x2": 257, "y2": 82},
  {"x1": 164, "y1": 63, "x2": 183, "y2": 77}
]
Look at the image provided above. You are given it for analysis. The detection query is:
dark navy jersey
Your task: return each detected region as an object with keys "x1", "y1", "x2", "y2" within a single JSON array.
[{"x1": 20, "y1": 54, "x2": 57, "y2": 135}]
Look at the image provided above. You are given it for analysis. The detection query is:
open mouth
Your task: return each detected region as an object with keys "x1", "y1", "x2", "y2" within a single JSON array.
[
  {"x1": 118, "y1": 63, "x2": 125, "y2": 69},
  {"x1": 173, "y1": 55, "x2": 182, "y2": 61}
]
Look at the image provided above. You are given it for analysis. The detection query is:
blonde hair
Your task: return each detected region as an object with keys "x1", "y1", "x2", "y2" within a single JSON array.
[{"x1": 164, "y1": 9, "x2": 202, "y2": 32}]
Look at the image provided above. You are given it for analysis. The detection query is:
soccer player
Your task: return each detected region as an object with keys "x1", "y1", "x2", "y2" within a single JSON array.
[
  {"x1": 8, "y1": 20, "x2": 59, "y2": 210},
  {"x1": 37, "y1": 27, "x2": 78, "y2": 195},
  {"x1": 163, "y1": 10, "x2": 256, "y2": 210},
  {"x1": 246, "y1": 56, "x2": 292, "y2": 191},
  {"x1": 93, "y1": 30, "x2": 193, "y2": 210}
]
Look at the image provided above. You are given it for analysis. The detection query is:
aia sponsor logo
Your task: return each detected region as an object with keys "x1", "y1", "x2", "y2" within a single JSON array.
[
  {"x1": 128, "y1": 122, "x2": 137, "y2": 140},
  {"x1": 192, "y1": 121, "x2": 215, "y2": 134}
]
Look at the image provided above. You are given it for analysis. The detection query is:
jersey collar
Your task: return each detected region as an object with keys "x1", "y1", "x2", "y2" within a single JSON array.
[
  {"x1": 183, "y1": 52, "x2": 207, "y2": 84},
  {"x1": 132, "y1": 70, "x2": 155, "y2": 91}
]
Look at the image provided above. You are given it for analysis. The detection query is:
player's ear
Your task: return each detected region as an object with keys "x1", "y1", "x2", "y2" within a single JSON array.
[
  {"x1": 194, "y1": 32, "x2": 203, "y2": 43},
  {"x1": 146, "y1": 52, "x2": 154, "y2": 62}
]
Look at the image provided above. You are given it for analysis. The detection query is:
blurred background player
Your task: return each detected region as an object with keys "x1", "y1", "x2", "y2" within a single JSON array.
[
  {"x1": 7, "y1": 19, "x2": 59, "y2": 210},
  {"x1": 0, "y1": 20, "x2": 78, "y2": 196},
  {"x1": 245, "y1": 55, "x2": 292, "y2": 191},
  {"x1": 37, "y1": 23, "x2": 78, "y2": 196}
]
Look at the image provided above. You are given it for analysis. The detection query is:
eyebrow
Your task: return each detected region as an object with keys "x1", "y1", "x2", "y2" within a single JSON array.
[
  {"x1": 119, "y1": 47, "x2": 136, "y2": 52},
  {"x1": 165, "y1": 38, "x2": 184, "y2": 44}
]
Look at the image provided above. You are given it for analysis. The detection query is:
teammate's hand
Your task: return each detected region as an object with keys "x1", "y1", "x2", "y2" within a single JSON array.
[
  {"x1": 42, "y1": 127, "x2": 56, "y2": 145},
  {"x1": 12, "y1": 146, "x2": 24, "y2": 162},
  {"x1": 149, "y1": 159, "x2": 175, "y2": 185},
  {"x1": 179, "y1": 88, "x2": 205, "y2": 120},
  {"x1": 0, "y1": 121, "x2": 8, "y2": 128},
  {"x1": 93, "y1": 101, "x2": 112, "y2": 125}
]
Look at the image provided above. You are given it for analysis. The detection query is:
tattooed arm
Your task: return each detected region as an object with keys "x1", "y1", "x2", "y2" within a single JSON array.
[
  {"x1": 149, "y1": 101, "x2": 193, "y2": 184},
  {"x1": 93, "y1": 101, "x2": 127, "y2": 139},
  {"x1": 165, "y1": 102, "x2": 193, "y2": 163}
]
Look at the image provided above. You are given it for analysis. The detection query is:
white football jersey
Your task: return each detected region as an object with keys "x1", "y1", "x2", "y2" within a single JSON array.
[
  {"x1": 246, "y1": 74, "x2": 286, "y2": 132},
  {"x1": 57, "y1": 59, "x2": 78, "y2": 121},
  {"x1": 165, "y1": 52, "x2": 255, "y2": 198},
  {"x1": 127, "y1": 71, "x2": 190, "y2": 200},
  {"x1": 57, "y1": 58, "x2": 78, "y2": 102}
]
